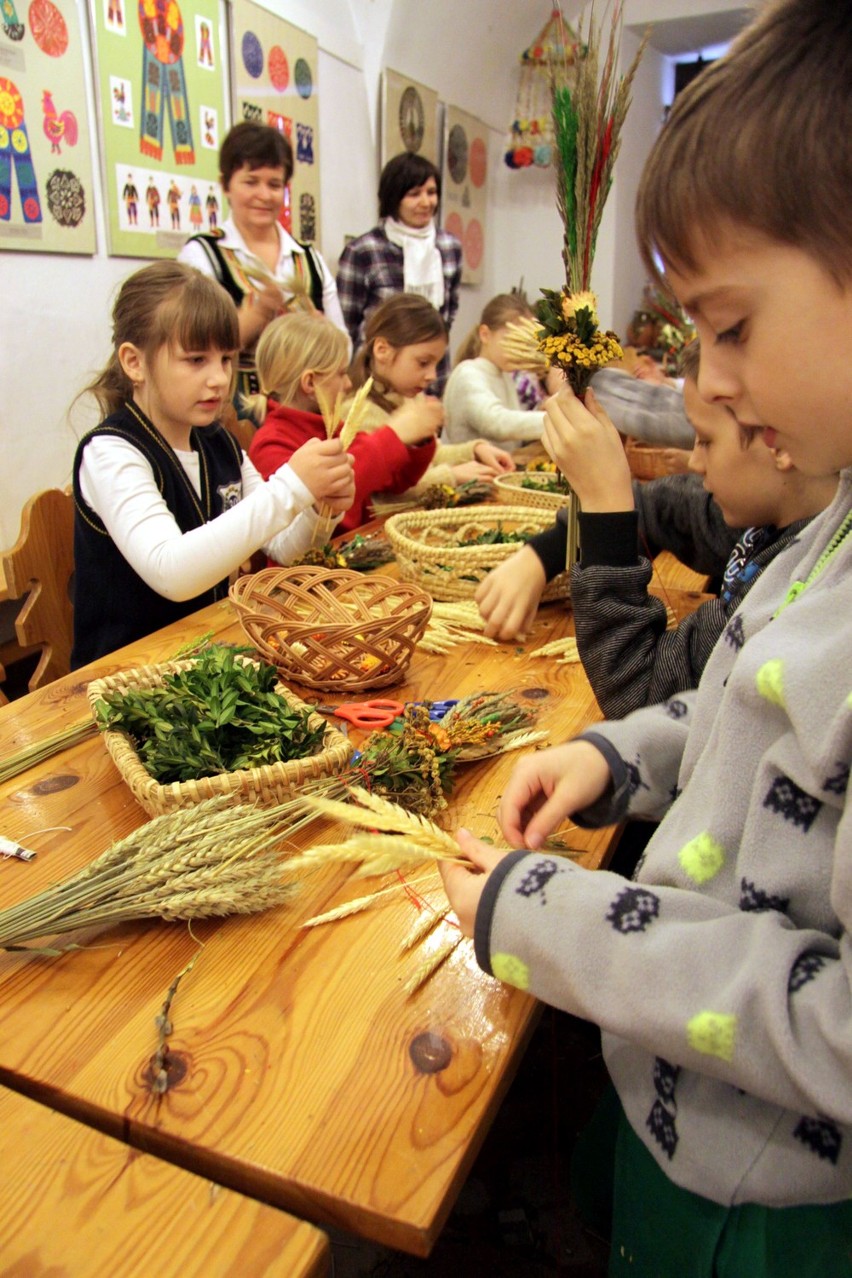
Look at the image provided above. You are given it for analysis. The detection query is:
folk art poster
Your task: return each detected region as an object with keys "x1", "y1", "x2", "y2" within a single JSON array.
[
  {"x1": 442, "y1": 104, "x2": 488, "y2": 285},
  {"x1": 90, "y1": 0, "x2": 227, "y2": 257},
  {"x1": 0, "y1": 0, "x2": 97, "y2": 253},
  {"x1": 381, "y1": 69, "x2": 438, "y2": 168},
  {"x1": 228, "y1": 0, "x2": 320, "y2": 246}
]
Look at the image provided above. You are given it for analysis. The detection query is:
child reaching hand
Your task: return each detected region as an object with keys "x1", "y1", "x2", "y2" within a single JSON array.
[
  {"x1": 440, "y1": 0, "x2": 852, "y2": 1271},
  {"x1": 442, "y1": 294, "x2": 559, "y2": 450},
  {"x1": 247, "y1": 306, "x2": 443, "y2": 531},
  {"x1": 71, "y1": 262, "x2": 354, "y2": 668},
  {"x1": 477, "y1": 339, "x2": 836, "y2": 717},
  {"x1": 343, "y1": 294, "x2": 515, "y2": 506}
]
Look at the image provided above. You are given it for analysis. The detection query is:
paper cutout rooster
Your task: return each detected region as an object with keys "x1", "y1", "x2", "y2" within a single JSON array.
[{"x1": 42, "y1": 90, "x2": 78, "y2": 155}]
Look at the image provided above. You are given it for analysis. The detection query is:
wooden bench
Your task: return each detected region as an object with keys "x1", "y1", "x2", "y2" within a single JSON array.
[{"x1": 0, "y1": 1085, "x2": 330, "y2": 1276}]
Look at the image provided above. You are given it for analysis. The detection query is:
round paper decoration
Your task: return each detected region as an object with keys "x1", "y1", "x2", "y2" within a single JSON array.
[
  {"x1": 399, "y1": 86, "x2": 424, "y2": 153},
  {"x1": 268, "y1": 45, "x2": 289, "y2": 92},
  {"x1": 138, "y1": 0, "x2": 183, "y2": 64},
  {"x1": 294, "y1": 57, "x2": 312, "y2": 100},
  {"x1": 469, "y1": 136, "x2": 487, "y2": 188},
  {"x1": 447, "y1": 124, "x2": 468, "y2": 184},
  {"x1": 444, "y1": 210, "x2": 463, "y2": 243},
  {"x1": 46, "y1": 168, "x2": 85, "y2": 226},
  {"x1": 0, "y1": 76, "x2": 24, "y2": 129},
  {"x1": 464, "y1": 218, "x2": 483, "y2": 271},
  {"x1": 241, "y1": 30, "x2": 264, "y2": 80},
  {"x1": 28, "y1": 0, "x2": 68, "y2": 57}
]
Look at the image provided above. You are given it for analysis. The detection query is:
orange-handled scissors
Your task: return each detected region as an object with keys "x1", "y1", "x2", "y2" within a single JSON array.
[{"x1": 325, "y1": 698, "x2": 405, "y2": 730}]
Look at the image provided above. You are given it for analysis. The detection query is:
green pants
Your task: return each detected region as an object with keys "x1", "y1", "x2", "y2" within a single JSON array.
[{"x1": 571, "y1": 1085, "x2": 852, "y2": 1278}]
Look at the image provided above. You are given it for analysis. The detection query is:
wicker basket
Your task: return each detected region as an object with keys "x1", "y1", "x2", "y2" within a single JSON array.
[
  {"x1": 229, "y1": 566, "x2": 433, "y2": 692},
  {"x1": 624, "y1": 438, "x2": 669, "y2": 481},
  {"x1": 87, "y1": 656, "x2": 352, "y2": 817},
  {"x1": 493, "y1": 471, "x2": 571, "y2": 513},
  {"x1": 385, "y1": 505, "x2": 571, "y2": 602}
]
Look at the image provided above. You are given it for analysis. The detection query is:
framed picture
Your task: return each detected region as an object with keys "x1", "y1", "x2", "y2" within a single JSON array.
[
  {"x1": 381, "y1": 69, "x2": 438, "y2": 167},
  {"x1": 443, "y1": 104, "x2": 488, "y2": 284},
  {"x1": 0, "y1": 0, "x2": 97, "y2": 254}
]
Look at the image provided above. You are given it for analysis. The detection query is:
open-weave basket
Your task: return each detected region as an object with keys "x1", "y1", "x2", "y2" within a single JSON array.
[
  {"x1": 493, "y1": 471, "x2": 571, "y2": 513},
  {"x1": 385, "y1": 505, "x2": 571, "y2": 602},
  {"x1": 87, "y1": 656, "x2": 352, "y2": 816},
  {"x1": 229, "y1": 566, "x2": 433, "y2": 691},
  {"x1": 624, "y1": 438, "x2": 669, "y2": 481}
]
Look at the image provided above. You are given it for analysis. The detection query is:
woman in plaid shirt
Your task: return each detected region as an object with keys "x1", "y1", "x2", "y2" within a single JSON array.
[{"x1": 336, "y1": 153, "x2": 462, "y2": 394}]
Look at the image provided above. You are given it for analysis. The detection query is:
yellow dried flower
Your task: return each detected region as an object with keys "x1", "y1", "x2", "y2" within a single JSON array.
[{"x1": 561, "y1": 290, "x2": 599, "y2": 324}]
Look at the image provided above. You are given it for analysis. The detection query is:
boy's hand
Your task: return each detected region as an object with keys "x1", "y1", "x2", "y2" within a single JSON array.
[
  {"x1": 472, "y1": 441, "x2": 516, "y2": 474},
  {"x1": 475, "y1": 544, "x2": 546, "y2": 641},
  {"x1": 438, "y1": 829, "x2": 511, "y2": 938},
  {"x1": 499, "y1": 740, "x2": 613, "y2": 850},
  {"x1": 450, "y1": 460, "x2": 496, "y2": 483},
  {"x1": 543, "y1": 387, "x2": 634, "y2": 512},
  {"x1": 387, "y1": 395, "x2": 444, "y2": 445},
  {"x1": 287, "y1": 437, "x2": 355, "y2": 503}
]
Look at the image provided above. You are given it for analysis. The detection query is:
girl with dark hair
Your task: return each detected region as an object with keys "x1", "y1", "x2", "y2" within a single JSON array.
[
  {"x1": 71, "y1": 262, "x2": 353, "y2": 667},
  {"x1": 336, "y1": 153, "x2": 462, "y2": 393}
]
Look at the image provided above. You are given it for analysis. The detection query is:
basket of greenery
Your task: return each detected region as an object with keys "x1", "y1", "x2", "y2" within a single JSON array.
[
  {"x1": 385, "y1": 505, "x2": 571, "y2": 602},
  {"x1": 87, "y1": 646, "x2": 352, "y2": 816},
  {"x1": 229, "y1": 566, "x2": 433, "y2": 692},
  {"x1": 493, "y1": 464, "x2": 572, "y2": 512}
]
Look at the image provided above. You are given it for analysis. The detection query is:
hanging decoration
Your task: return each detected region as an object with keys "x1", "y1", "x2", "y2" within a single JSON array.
[
  {"x1": 504, "y1": 7, "x2": 576, "y2": 170},
  {"x1": 500, "y1": 2, "x2": 648, "y2": 565}
]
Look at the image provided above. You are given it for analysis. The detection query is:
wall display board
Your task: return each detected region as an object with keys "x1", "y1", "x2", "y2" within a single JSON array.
[
  {"x1": 229, "y1": 0, "x2": 320, "y2": 245},
  {"x1": 90, "y1": 0, "x2": 227, "y2": 257},
  {"x1": 442, "y1": 104, "x2": 487, "y2": 285},
  {"x1": 0, "y1": 0, "x2": 97, "y2": 253},
  {"x1": 381, "y1": 69, "x2": 437, "y2": 168}
]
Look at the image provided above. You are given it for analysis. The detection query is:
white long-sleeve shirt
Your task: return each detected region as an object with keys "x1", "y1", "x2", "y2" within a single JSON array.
[
  {"x1": 79, "y1": 435, "x2": 336, "y2": 601},
  {"x1": 442, "y1": 357, "x2": 545, "y2": 449}
]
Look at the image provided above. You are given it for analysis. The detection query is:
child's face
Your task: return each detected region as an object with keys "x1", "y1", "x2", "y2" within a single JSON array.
[
  {"x1": 667, "y1": 227, "x2": 852, "y2": 477},
  {"x1": 223, "y1": 162, "x2": 286, "y2": 234},
  {"x1": 479, "y1": 321, "x2": 525, "y2": 372},
  {"x1": 311, "y1": 364, "x2": 352, "y2": 408},
  {"x1": 685, "y1": 379, "x2": 785, "y2": 528},
  {"x1": 373, "y1": 337, "x2": 448, "y2": 397},
  {"x1": 137, "y1": 343, "x2": 235, "y2": 437}
]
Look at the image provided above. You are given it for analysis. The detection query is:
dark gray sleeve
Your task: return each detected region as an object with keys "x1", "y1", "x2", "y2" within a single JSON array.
[{"x1": 634, "y1": 475, "x2": 740, "y2": 577}]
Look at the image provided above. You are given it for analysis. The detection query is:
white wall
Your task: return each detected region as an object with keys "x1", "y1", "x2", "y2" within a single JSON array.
[{"x1": 0, "y1": 0, "x2": 738, "y2": 547}]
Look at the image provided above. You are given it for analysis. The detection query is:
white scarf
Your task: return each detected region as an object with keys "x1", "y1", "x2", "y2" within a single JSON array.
[{"x1": 384, "y1": 216, "x2": 445, "y2": 310}]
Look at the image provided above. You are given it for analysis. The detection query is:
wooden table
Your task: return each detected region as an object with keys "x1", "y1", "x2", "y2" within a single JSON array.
[
  {"x1": 0, "y1": 1085, "x2": 330, "y2": 1276},
  {"x1": 0, "y1": 549, "x2": 708, "y2": 1258}
]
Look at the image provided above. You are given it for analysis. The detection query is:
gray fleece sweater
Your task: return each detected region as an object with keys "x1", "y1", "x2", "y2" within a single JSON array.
[{"x1": 475, "y1": 469, "x2": 852, "y2": 1209}]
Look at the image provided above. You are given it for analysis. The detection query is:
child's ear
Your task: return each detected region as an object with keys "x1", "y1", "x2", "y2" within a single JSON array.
[
  {"x1": 773, "y1": 447, "x2": 795, "y2": 472},
  {"x1": 372, "y1": 336, "x2": 392, "y2": 365},
  {"x1": 478, "y1": 324, "x2": 491, "y2": 344},
  {"x1": 300, "y1": 369, "x2": 316, "y2": 397},
  {"x1": 118, "y1": 342, "x2": 145, "y2": 385}
]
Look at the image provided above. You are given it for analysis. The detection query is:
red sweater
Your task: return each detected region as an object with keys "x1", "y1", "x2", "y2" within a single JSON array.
[{"x1": 249, "y1": 403, "x2": 436, "y2": 532}]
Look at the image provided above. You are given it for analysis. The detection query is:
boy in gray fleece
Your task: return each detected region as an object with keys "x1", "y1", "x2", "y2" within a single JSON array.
[
  {"x1": 440, "y1": 0, "x2": 852, "y2": 1272},
  {"x1": 477, "y1": 340, "x2": 836, "y2": 718}
]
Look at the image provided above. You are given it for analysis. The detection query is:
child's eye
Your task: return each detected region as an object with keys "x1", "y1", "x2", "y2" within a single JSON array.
[{"x1": 715, "y1": 321, "x2": 744, "y2": 345}]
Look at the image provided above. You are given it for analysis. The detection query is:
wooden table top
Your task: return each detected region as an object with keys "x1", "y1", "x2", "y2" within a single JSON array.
[
  {"x1": 0, "y1": 1085, "x2": 330, "y2": 1277},
  {"x1": 0, "y1": 531, "x2": 711, "y2": 1258}
]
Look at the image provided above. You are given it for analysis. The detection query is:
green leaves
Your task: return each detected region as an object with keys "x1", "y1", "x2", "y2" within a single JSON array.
[{"x1": 95, "y1": 647, "x2": 326, "y2": 784}]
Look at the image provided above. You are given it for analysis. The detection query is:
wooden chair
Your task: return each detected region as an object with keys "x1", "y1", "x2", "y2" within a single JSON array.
[{"x1": 1, "y1": 487, "x2": 75, "y2": 691}]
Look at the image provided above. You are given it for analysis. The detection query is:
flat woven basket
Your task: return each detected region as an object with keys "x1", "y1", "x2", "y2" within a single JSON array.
[
  {"x1": 624, "y1": 438, "x2": 669, "y2": 481},
  {"x1": 229, "y1": 566, "x2": 433, "y2": 692},
  {"x1": 493, "y1": 471, "x2": 571, "y2": 513},
  {"x1": 385, "y1": 505, "x2": 571, "y2": 602},
  {"x1": 87, "y1": 656, "x2": 352, "y2": 817}
]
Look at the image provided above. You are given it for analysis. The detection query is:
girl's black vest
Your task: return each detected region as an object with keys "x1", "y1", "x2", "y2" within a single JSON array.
[{"x1": 71, "y1": 404, "x2": 243, "y2": 669}]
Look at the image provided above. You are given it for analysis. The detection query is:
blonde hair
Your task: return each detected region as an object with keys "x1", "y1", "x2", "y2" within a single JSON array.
[
  {"x1": 84, "y1": 261, "x2": 239, "y2": 417},
  {"x1": 349, "y1": 294, "x2": 447, "y2": 412},
  {"x1": 246, "y1": 312, "x2": 349, "y2": 422},
  {"x1": 454, "y1": 293, "x2": 532, "y2": 365},
  {"x1": 636, "y1": 0, "x2": 852, "y2": 287}
]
